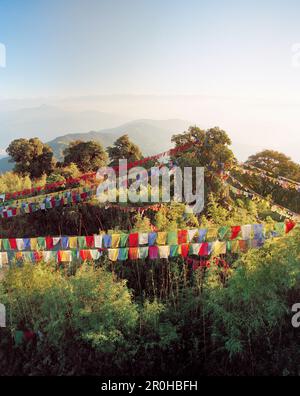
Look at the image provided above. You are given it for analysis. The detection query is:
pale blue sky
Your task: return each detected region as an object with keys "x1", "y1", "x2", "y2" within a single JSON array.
[
  {"x1": 1, "y1": 0, "x2": 300, "y2": 161},
  {"x1": 1, "y1": 0, "x2": 300, "y2": 97}
]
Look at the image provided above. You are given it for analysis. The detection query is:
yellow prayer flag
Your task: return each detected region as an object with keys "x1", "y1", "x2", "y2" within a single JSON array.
[
  {"x1": 206, "y1": 227, "x2": 219, "y2": 241},
  {"x1": 156, "y1": 232, "x2": 167, "y2": 245},
  {"x1": 108, "y1": 249, "x2": 119, "y2": 262},
  {"x1": 30, "y1": 238, "x2": 38, "y2": 250},
  {"x1": 111, "y1": 234, "x2": 121, "y2": 249},
  {"x1": 69, "y1": 237, "x2": 78, "y2": 249},
  {"x1": 212, "y1": 241, "x2": 226, "y2": 256}
]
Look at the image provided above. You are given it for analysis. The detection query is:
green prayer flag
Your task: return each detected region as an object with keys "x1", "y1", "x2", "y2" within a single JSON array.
[
  {"x1": 139, "y1": 247, "x2": 148, "y2": 259},
  {"x1": 37, "y1": 237, "x2": 46, "y2": 250},
  {"x1": 15, "y1": 330, "x2": 24, "y2": 346},
  {"x1": 78, "y1": 236, "x2": 87, "y2": 249},
  {"x1": 119, "y1": 234, "x2": 129, "y2": 248},
  {"x1": 226, "y1": 241, "x2": 232, "y2": 253},
  {"x1": 218, "y1": 226, "x2": 230, "y2": 240},
  {"x1": 2, "y1": 239, "x2": 10, "y2": 251},
  {"x1": 118, "y1": 248, "x2": 128, "y2": 261},
  {"x1": 167, "y1": 231, "x2": 177, "y2": 246},
  {"x1": 170, "y1": 245, "x2": 179, "y2": 257},
  {"x1": 71, "y1": 250, "x2": 78, "y2": 261}
]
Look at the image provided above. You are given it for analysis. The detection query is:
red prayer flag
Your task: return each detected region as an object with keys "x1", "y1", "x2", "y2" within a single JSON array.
[
  {"x1": 230, "y1": 226, "x2": 241, "y2": 240},
  {"x1": 46, "y1": 237, "x2": 54, "y2": 250},
  {"x1": 80, "y1": 250, "x2": 92, "y2": 260},
  {"x1": 180, "y1": 243, "x2": 190, "y2": 257},
  {"x1": 57, "y1": 251, "x2": 63, "y2": 262},
  {"x1": 34, "y1": 251, "x2": 43, "y2": 262},
  {"x1": 129, "y1": 233, "x2": 139, "y2": 247},
  {"x1": 9, "y1": 238, "x2": 17, "y2": 250},
  {"x1": 285, "y1": 220, "x2": 296, "y2": 234},
  {"x1": 85, "y1": 236, "x2": 95, "y2": 248},
  {"x1": 199, "y1": 243, "x2": 209, "y2": 256},
  {"x1": 178, "y1": 230, "x2": 188, "y2": 244},
  {"x1": 129, "y1": 247, "x2": 139, "y2": 260}
]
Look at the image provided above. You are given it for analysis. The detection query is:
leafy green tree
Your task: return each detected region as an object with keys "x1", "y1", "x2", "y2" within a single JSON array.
[
  {"x1": 59, "y1": 162, "x2": 81, "y2": 179},
  {"x1": 46, "y1": 163, "x2": 81, "y2": 185},
  {"x1": 63, "y1": 140, "x2": 108, "y2": 172},
  {"x1": 0, "y1": 263, "x2": 138, "y2": 374},
  {"x1": 206, "y1": 229, "x2": 300, "y2": 374},
  {"x1": 6, "y1": 138, "x2": 55, "y2": 178},
  {"x1": 246, "y1": 150, "x2": 300, "y2": 180},
  {"x1": 171, "y1": 126, "x2": 235, "y2": 201},
  {"x1": 232, "y1": 150, "x2": 300, "y2": 213},
  {"x1": 107, "y1": 134, "x2": 143, "y2": 166}
]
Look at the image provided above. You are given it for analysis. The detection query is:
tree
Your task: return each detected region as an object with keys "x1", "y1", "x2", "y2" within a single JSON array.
[
  {"x1": 6, "y1": 138, "x2": 55, "y2": 178},
  {"x1": 232, "y1": 150, "x2": 300, "y2": 213},
  {"x1": 107, "y1": 134, "x2": 143, "y2": 166},
  {"x1": 171, "y1": 126, "x2": 236, "y2": 200},
  {"x1": 246, "y1": 150, "x2": 300, "y2": 181},
  {"x1": 63, "y1": 140, "x2": 108, "y2": 172}
]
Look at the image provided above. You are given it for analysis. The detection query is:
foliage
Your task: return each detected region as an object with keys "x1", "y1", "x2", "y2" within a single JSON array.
[
  {"x1": 231, "y1": 150, "x2": 300, "y2": 213},
  {"x1": 107, "y1": 134, "x2": 143, "y2": 166},
  {"x1": 0, "y1": 172, "x2": 32, "y2": 194},
  {"x1": 6, "y1": 138, "x2": 55, "y2": 178},
  {"x1": 63, "y1": 140, "x2": 108, "y2": 172},
  {"x1": 205, "y1": 230, "x2": 300, "y2": 375},
  {"x1": 246, "y1": 150, "x2": 300, "y2": 180},
  {"x1": 1, "y1": 231, "x2": 300, "y2": 375},
  {"x1": 1, "y1": 127, "x2": 300, "y2": 376},
  {"x1": 171, "y1": 126, "x2": 236, "y2": 203},
  {"x1": 0, "y1": 263, "x2": 138, "y2": 375}
]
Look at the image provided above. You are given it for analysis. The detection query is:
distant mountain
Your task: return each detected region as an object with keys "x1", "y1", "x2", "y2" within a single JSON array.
[
  {"x1": 0, "y1": 105, "x2": 129, "y2": 148},
  {"x1": 48, "y1": 119, "x2": 191, "y2": 160},
  {"x1": 0, "y1": 157, "x2": 13, "y2": 173},
  {"x1": 0, "y1": 119, "x2": 191, "y2": 173}
]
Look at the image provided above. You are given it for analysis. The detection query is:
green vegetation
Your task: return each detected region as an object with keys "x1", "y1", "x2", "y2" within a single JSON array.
[
  {"x1": 63, "y1": 140, "x2": 108, "y2": 172},
  {"x1": 0, "y1": 126, "x2": 299, "y2": 376},
  {"x1": 6, "y1": 138, "x2": 55, "y2": 178},
  {"x1": 107, "y1": 134, "x2": 143, "y2": 166}
]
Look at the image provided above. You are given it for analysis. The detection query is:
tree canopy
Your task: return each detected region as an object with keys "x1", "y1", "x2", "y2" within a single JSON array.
[
  {"x1": 1, "y1": 126, "x2": 300, "y2": 377},
  {"x1": 107, "y1": 134, "x2": 143, "y2": 166},
  {"x1": 171, "y1": 126, "x2": 236, "y2": 198},
  {"x1": 246, "y1": 150, "x2": 300, "y2": 181},
  {"x1": 6, "y1": 138, "x2": 55, "y2": 178},
  {"x1": 63, "y1": 140, "x2": 108, "y2": 172}
]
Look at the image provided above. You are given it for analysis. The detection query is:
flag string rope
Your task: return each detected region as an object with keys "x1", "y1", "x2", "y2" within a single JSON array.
[
  {"x1": 0, "y1": 221, "x2": 296, "y2": 252},
  {"x1": 0, "y1": 234, "x2": 295, "y2": 266},
  {"x1": 231, "y1": 163, "x2": 300, "y2": 192},
  {"x1": 225, "y1": 174, "x2": 300, "y2": 220}
]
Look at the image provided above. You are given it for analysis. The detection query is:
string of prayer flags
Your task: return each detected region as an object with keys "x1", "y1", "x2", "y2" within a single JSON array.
[
  {"x1": 226, "y1": 176, "x2": 300, "y2": 220},
  {"x1": 1, "y1": 140, "x2": 198, "y2": 203},
  {"x1": 0, "y1": 227, "x2": 297, "y2": 266},
  {"x1": 237, "y1": 163, "x2": 300, "y2": 192},
  {"x1": 0, "y1": 184, "x2": 97, "y2": 219},
  {"x1": 1, "y1": 221, "x2": 297, "y2": 255}
]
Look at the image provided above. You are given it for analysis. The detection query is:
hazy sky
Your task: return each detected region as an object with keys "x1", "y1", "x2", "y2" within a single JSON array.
[{"x1": 0, "y1": 0, "x2": 300, "y2": 160}]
